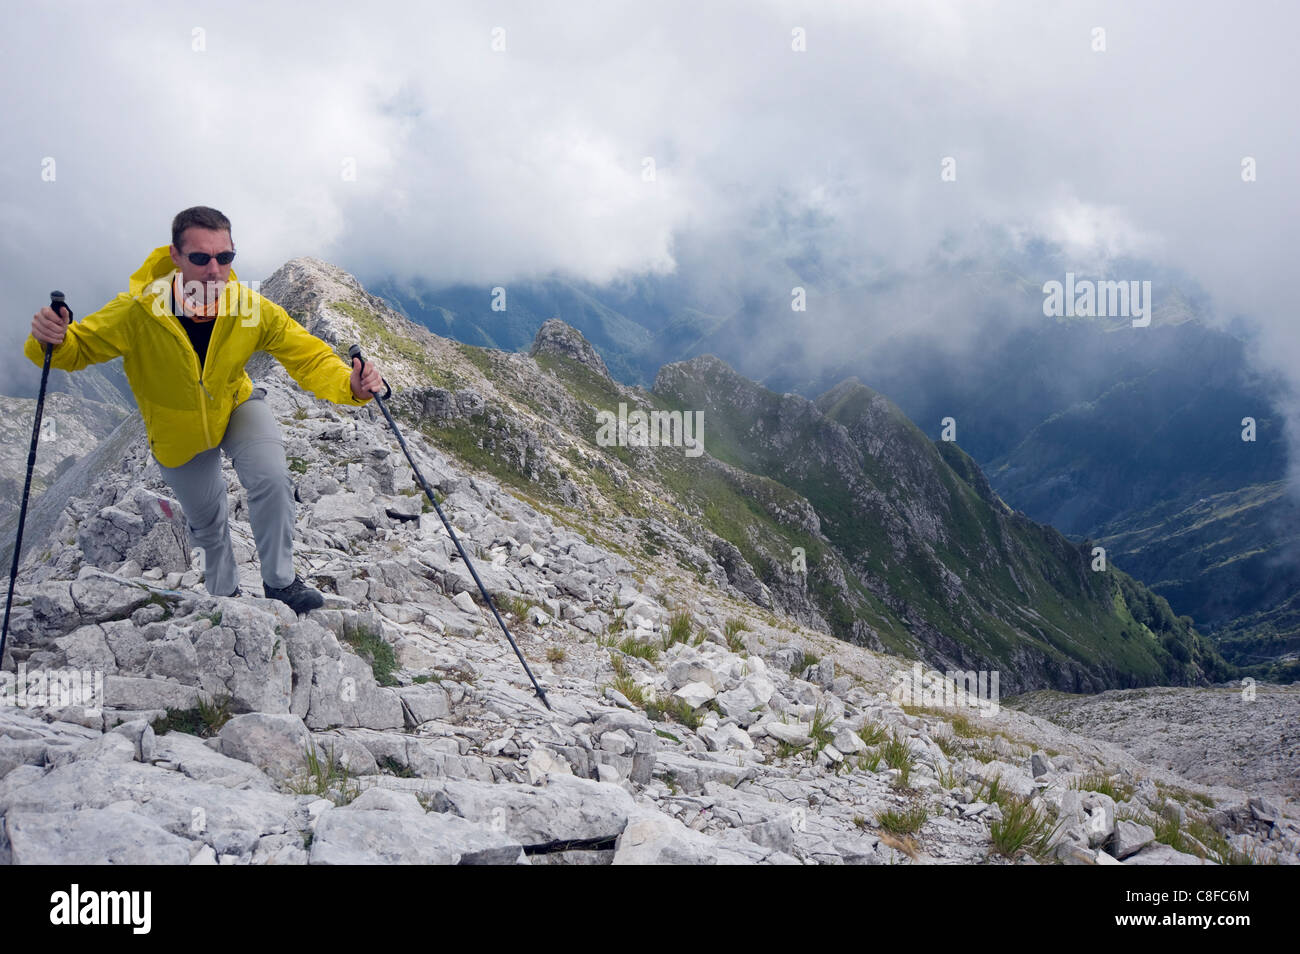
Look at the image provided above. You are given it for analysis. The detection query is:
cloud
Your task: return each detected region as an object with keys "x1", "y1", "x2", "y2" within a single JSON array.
[{"x1": 1, "y1": 0, "x2": 1296, "y2": 488}]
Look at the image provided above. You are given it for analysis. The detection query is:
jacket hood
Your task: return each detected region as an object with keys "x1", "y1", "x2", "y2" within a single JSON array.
[{"x1": 129, "y1": 245, "x2": 244, "y2": 316}]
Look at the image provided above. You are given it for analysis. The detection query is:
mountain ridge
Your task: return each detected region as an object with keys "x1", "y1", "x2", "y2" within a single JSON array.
[{"x1": 0, "y1": 256, "x2": 1292, "y2": 866}]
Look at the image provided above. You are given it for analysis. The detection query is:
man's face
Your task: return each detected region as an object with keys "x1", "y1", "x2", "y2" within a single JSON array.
[{"x1": 169, "y1": 227, "x2": 234, "y2": 303}]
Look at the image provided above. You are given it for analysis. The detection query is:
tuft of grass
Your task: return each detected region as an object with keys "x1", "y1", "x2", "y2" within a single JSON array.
[
  {"x1": 972, "y1": 776, "x2": 1005, "y2": 808},
  {"x1": 1151, "y1": 808, "x2": 1187, "y2": 853},
  {"x1": 949, "y1": 713, "x2": 983, "y2": 738},
  {"x1": 789, "y1": 649, "x2": 820, "y2": 676},
  {"x1": 990, "y1": 796, "x2": 1061, "y2": 860},
  {"x1": 663, "y1": 610, "x2": 693, "y2": 650},
  {"x1": 286, "y1": 743, "x2": 360, "y2": 806},
  {"x1": 612, "y1": 675, "x2": 647, "y2": 707},
  {"x1": 857, "y1": 750, "x2": 883, "y2": 773},
  {"x1": 857, "y1": 720, "x2": 888, "y2": 747},
  {"x1": 876, "y1": 802, "x2": 928, "y2": 835},
  {"x1": 617, "y1": 636, "x2": 659, "y2": 661},
  {"x1": 934, "y1": 734, "x2": 962, "y2": 758},
  {"x1": 881, "y1": 730, "x2": 915, "y2": 787},
  {"x1": 662, "y1": 771, "x2": 680, "y2": 796},
  {"x1": 504, "y1": 595, "x2": 533, "y2": 622},
  {"x1": 1158, "y1": 782, "x2": 1216, "y2": 810},
  {"x1": 650, "y1": 693, "x2": 704, "y2": 730},
  {"x1": 809, "y1": 704, "x2": 836, "y2": 755},
  {"x1": 546, "y1": 646, "x2": 566, "y2": 664},
  {"x1": 341, "y1": 620, "x2": 398, "y2": 687},
  {"x1": 150, "y1": 692, "x2": 232, "y2": 738},
  {"x1": 1185, "y1": 818, "x2": 1265, "y2": 865},
  {"x1": 773, "y1": 739, "x2": 809, "y2": 760},
  {"x1": 724, "y1": 617, "x2": 748, "y2": 653},
  {"x1": 378, "y1": 755, "x2": 416, "y2": 778},
  {"x1": 935, "y1": 762, "x2": 962, "y2": 790},
  {"x1": 605, "y1": 652, "x2": 648, "y2": 707},
  {"x1": 1070, "y1": 771, "x2": 1135, "y2": 803}
]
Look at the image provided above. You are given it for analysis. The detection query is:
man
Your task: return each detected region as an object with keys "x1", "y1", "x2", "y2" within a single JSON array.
[{"x1": 26, "y1": 206, "x2": 386, "y2": 614}]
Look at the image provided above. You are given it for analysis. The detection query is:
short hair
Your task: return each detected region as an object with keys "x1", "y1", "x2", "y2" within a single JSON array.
[{"x1": 171, "y1": 206, "x2": 232, "y2": 251}]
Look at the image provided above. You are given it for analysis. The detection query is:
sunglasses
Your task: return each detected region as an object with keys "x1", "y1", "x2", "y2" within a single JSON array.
[{"x1": 185, "y1": 250, "x2": 236, "y2": 266}]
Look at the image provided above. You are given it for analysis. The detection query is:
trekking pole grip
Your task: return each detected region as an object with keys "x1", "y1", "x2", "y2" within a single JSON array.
[
  {"x1": 49, "y1": 290, "x2": 73, "y2": 355},
  {"x1": 348, "y1": 343, "x2": 391, "y2": 400}
]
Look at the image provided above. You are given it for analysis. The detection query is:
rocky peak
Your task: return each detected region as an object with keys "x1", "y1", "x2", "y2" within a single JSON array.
[
  {"x1": 262, "y1": 257, "x2": 373, "y2": 322},
  {"x1": 530, "y1": 319, "x2": 611, "y2": 381}
]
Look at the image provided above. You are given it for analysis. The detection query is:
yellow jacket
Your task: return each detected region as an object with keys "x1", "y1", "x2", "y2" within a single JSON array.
[{"x1": 23, "y1": 245, "x2": 370, "y2": 467}]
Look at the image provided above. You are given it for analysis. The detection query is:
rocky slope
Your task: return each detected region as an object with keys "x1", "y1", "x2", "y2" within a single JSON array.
[
  {"x1": 0, "y1": 259, "x2": 1293, "y2": 865},
  {"x1": 0, "y1": 392, "x2": 128, "y2": 524},
  {"x1": 288, "y1": 260, "x2": 1229, "y2": 695},
  {"x1": 1008, "y1": 685, "x2": 1300, "y2": 801}
]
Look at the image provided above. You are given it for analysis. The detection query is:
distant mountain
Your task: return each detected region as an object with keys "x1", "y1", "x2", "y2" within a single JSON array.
[
  {"x1": 816, "y1": 314, "x2": 1296, "y2": 679},
  {"x1": 267, "y1": 258, "x2": 1235, "y2": 692},
  {"x1": 365, "y1": 275, "x2": 678, "y2": 386},
  {"x1": 361, "y1": 255, "x2": 1295, "y2": 677}
]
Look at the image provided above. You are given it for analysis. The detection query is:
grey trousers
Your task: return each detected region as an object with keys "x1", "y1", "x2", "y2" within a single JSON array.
[{"x1": 155, "y1": 389, "x2": 296, "y2": 596}]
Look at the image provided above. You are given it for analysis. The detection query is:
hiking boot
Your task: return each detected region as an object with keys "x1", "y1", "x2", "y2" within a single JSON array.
[{"x1": 263, "y1": 575, "x2": 324, "y2": 615}]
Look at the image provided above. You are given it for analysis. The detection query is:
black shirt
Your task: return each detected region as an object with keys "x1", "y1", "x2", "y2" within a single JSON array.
[{"x1": 170, "y1": 286, "x2": 215, "y2": 368}]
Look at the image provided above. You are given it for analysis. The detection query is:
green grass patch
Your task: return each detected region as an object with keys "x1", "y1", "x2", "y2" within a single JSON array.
[
  {"x1": 378, "y1": 755, "x2": 416, "y2": 778},
  {"x1": 724, "y1": 617, "x2": 748, "y2": 653},
  {"x1": 340, "y1": 620, "x2": 398, "y2": 687},
  {"x1": 934, "y1": 734, "x2": 962, "y2": 758},
  {"x1": 150, "y1": 692, "x2": 232, "y2": 738},
  {"x1": 617, "y1": 637, "x2": 659, "y2": 661},
  {"x1": 857, "y1": 720, "x2": 888, "y2": 747},
  {"x1": 1070, "y1": 771, "x2": 1135, "y2": 803},
  {"x1": 876, "y1": 802, "x2": 928, "y2": 835},
  {"x1": 857, "y1": 750, "x2": 883, "y2": 773},
  {"x1": 286, "y1": 742, "x2": 360, "y2": 806},
  {"x1": 990, "y1": 796, "x2": 1061, "y2": 860},
  {"x1": 789, "y1": 649, "x2": 820, "y2": 676},
  {"x1": 809, "y1": 704, "x2": 836, "y2": 754},
  {"x1": 881, "y1": 730, "x2": 915, "y2": 787},
  {"x1": 663, "y1": 610, "x2": 692, "y2": 650}
]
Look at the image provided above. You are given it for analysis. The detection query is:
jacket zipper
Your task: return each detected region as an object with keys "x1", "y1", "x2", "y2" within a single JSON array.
[
  {"x1": 192, "y1": 339, "x2": 214, "y2": 449},
  {"x1": 169, "y1": 279, "x2": 218, "y2": 449}
]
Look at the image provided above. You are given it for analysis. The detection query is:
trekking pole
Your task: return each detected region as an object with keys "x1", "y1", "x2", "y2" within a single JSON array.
[
  {"x1": 2, "y1": 292, "x2": 73, "y2": 668},
  {"x1": 349, "y1": 344, "x2": 552, "y2": 711}
]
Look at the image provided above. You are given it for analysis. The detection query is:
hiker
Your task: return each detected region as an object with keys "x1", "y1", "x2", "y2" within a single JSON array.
[{"x1": 24, "y1": 206, "x2": 387, "y2": 614}]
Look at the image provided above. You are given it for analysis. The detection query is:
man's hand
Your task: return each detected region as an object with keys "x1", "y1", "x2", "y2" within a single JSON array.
[
  {"x1": 350, "y1": 356, "x2": 383, "y2": 400},
  {"x1": 31, "y1": 305, "x2": 69, "y2": 346}
]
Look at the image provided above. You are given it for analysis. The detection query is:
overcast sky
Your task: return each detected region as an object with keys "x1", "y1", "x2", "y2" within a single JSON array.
[{"x1": 2, "y1": 0, "x2": 1297, "y2": 480}]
